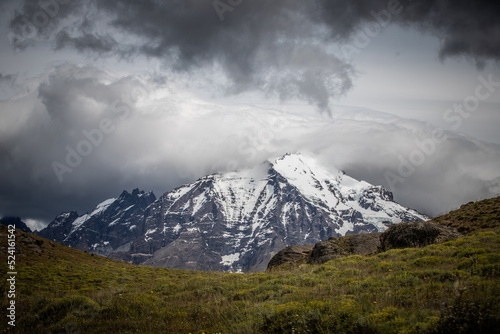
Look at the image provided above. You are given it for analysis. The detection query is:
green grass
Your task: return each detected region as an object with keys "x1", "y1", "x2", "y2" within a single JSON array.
[
  {"x1": 430, "y1": 197, "x2": 500, "y2": 235},
  {"x1": 1, "y1": 196, "x2": 499, "y2": 333},
  {"x1": 1, "y1": 226, "x2": 499, "y2": 333}
]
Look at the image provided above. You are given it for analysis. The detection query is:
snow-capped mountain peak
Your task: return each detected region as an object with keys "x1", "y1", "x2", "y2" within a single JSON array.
[
  {"x1": 135, "y1": 153, "x2": 427, "y2": 272},
  {"x1": 39, "y1": 154, "x2": 427, "y2": 273},
  {"x1": 271, "y1": 153, "x2": 425, "y2": 233}
]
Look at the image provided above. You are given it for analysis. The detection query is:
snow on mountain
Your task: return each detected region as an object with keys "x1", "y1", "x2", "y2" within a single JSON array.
[
  {"x1": 272, "y1": 154, "x2": 426, "y2": 233},
  {"x1": 39, "y1": 153, "x2": 427, "y2": 272},
  {"x1": 135, "y1": 153, "x2": 427, "y2": 272},
  {"x1": 37, "y1": 189, "x2": 156, "y2": 256}
]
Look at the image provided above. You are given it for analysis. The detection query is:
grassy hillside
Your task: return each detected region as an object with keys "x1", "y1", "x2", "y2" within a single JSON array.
[
  {"x1": 1, "y1": 197, "x2": 499, "y2": 333},
  {"x1": 430, "y1": 196, "x2": 500, "y2": 235}
]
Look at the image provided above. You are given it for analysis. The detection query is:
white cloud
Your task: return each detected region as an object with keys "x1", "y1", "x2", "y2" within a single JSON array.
[{"x1": 0, "y1": 64, "x2": 499, "y2": 225}]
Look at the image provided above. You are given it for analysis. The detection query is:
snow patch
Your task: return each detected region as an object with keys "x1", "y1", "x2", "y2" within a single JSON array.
[
  {"x1": 191, "y1": 193, "x2": 207, "y2": 215},
  {"x1": 109, "y1": 218, "x2": 120, "y2": 227},
  {"x1": 144, "y1": 227, "x2": 157, "y2": 242},
  {"x1": 71, "y1": 213, "x2": 90, "y2": 230},
  {"x1": 90, "y1": 198, "x2": 116, "y2": 217},
  {"x1": 221, "y1": 252, "x2": 241, "y2": 266}
]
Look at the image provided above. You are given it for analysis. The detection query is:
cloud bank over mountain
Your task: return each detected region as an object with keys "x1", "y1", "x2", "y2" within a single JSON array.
[{"x1": 1, "y1": 64, "x2": 499, "y2": 226}]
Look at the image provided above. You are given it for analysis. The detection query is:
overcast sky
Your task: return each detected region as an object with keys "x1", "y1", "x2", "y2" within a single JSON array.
[{"x1": 0, "y1": 0, "x2": 499, "y2": 231}]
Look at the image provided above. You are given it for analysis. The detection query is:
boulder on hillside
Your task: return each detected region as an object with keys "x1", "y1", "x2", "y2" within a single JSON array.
[
  {"x1": 308, "y1": 233, "x2": 382, "y2": 265},
  {"x1": 379, "y1": 221, "x2": 461, "y2": 252},
  {"x1": 267, "y1": 245, "x2": 313, "y2": 270}
]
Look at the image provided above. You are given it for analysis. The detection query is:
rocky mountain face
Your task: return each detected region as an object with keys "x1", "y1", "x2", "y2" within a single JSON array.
[
  {"x1": 37, "y1": 189, "x2": 156, "y2": 257},
  {"x1": 0, "y1": 216, "x2": 32, "y2": 233},
  {"x1": 39, "y1": 153, "x2": 428, "y2": 272}
]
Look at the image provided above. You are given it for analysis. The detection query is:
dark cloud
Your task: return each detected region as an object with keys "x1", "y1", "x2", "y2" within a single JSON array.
[
  {"x1": 0, "y1": 64, "x2": 155, "y2": 223},
  {"x1": 2, "y1": 1, "x2": 499, "y2": 228},
  {"x1": 6, "y1": 0, "x2": 499, "y2": 109},
  {"x1": 5, "y1": 0, "x2": 352, "y2": 111},
  {"x1": 0, "y1": 65, "x2": 499, "y2": 227},
  {"x1": 0, "y1": 73, "x2": 15, "y2": 83},
  {"x1": 313, "y1": 0, "x2": 500, "y2": 64},
  {"x1": 0, "y1": 73, "x2": 20, "y2": 99},
  {"x1": 55, "y1": 31, "x2": 118, "y2": 55},
  {"x1": 406, "y1": 1, "x2": 500, "y2": 65},
  {"x1": 7, "y1": 0, "x2": 86, "y2": 49}
]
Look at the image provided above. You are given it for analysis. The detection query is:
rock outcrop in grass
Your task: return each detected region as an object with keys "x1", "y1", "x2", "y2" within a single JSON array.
[
  {"x1": 267, "y1": 245, "x2": 314, "y2": 269},
  {"x1": 379, "y1": 221, "x2": 461, "y2": 252},
  {"x1": 308, "y1": 232, "x2": 382, "y2": 265},
  {"x1": 269, "y1": 217, "x2": 464, "y2": 269}
]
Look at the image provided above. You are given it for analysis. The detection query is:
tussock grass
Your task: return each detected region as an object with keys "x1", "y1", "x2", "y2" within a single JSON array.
[
  {"x1": 431, "y1": 197, "x2": 500, "y2": 235},
  {"x1": 2, "y1": 196, "x2": 500, "y2": 333},
  {"x1": 1, "y1": 226, "x2": 499, "y2": 333}
]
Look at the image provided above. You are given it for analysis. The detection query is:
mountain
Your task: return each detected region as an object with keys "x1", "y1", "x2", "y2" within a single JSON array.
[
  {"x1": 39, "y1": 153, "x2": 427, "y2": 272},
  {"x1": 0, "y1": 216, "x2": 32, "y2": 233},
  {"x1": 4, "y1": 197, "x2": 499, "y2": 333},
  {"x1": 37, "y1": 189, "x2": 156, "y2": 257}
]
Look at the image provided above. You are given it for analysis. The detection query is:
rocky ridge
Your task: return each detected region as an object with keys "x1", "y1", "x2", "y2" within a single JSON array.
[
  {"x1": 39, "y1": 153, "x2": 428, "y2": 272},
  {"x1": 267, "y1": 220, "x2": 464, "y2": 270},
  {"x1": 38, "y1": 189, "x2": 156, "y2": 258}
]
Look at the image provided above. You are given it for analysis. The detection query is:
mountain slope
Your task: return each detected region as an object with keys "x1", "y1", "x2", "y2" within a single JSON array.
[
  {"x1": 135, "y1": 153, "x2": 427, "y2": 272},
  {"x1": 38, "y1": 189, "x2": 156, "y2": 257},
  {"x1": 1, "y1": 196, "x2": 498, "y2": 333},
  {"x1": 430, "y1": 196, "x2": 500, "y2": 235},
  {"x1": 0, "y1": 216, "x2": 32, "y2": 233},
  {"x1": 39, "y1": 153, "x2": 427, "y2": 272}
]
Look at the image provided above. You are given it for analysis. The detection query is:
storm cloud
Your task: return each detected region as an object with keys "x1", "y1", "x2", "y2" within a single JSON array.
[
  {"x1": 0, "y1": 64, "x2": 499, "y2": 227},
  {"x1": 6, "y1": 0, "x2": 500, "y2": 111},
  {"x1": 1, "y1": 1, "x2": 499, "y2": 228}
]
